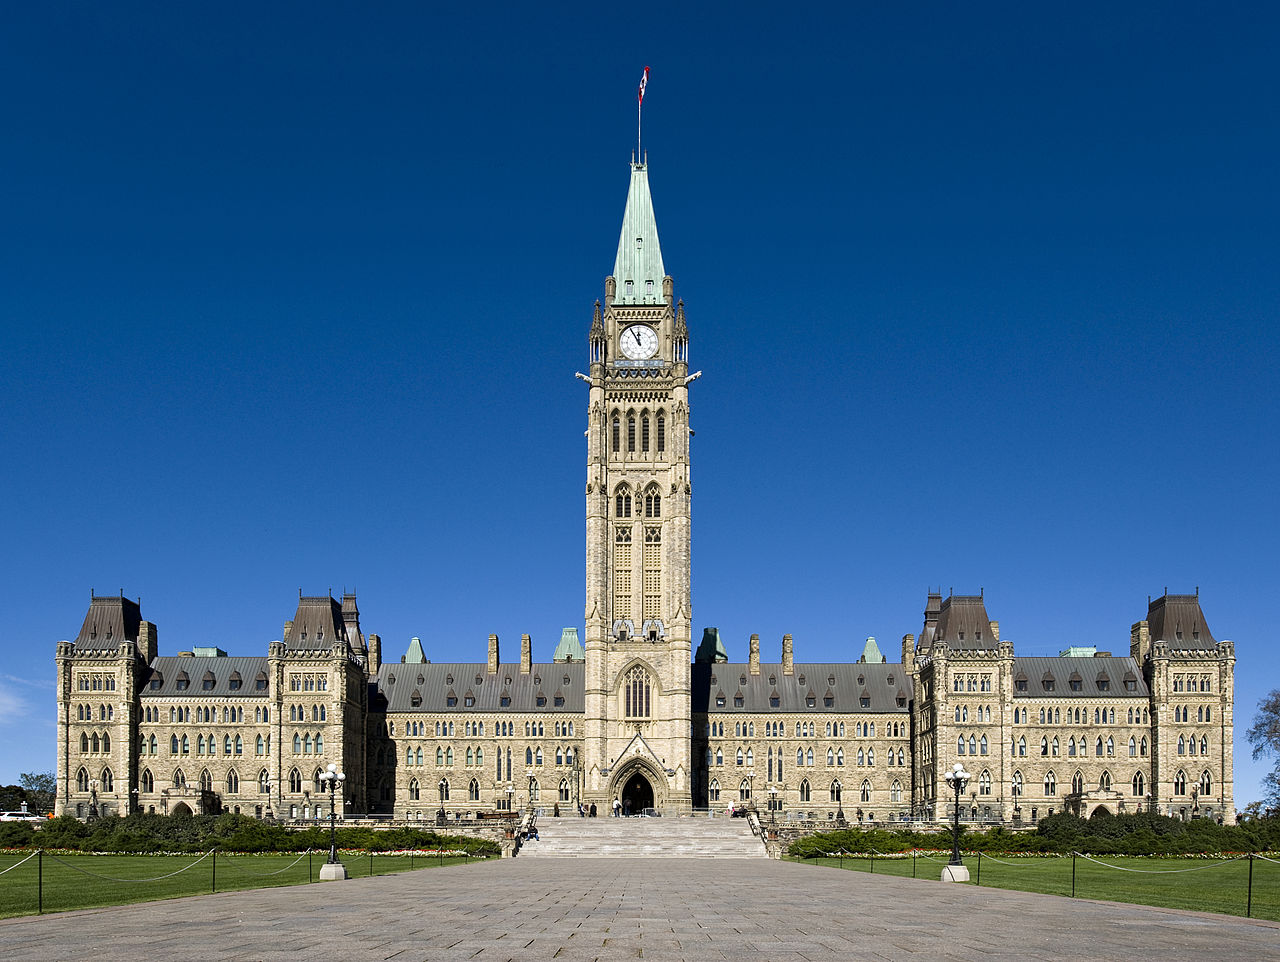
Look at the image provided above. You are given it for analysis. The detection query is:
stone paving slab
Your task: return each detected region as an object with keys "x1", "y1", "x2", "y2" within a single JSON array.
[{"x1": 1, "y1": 857, "x2": 1276, "y2": 961}]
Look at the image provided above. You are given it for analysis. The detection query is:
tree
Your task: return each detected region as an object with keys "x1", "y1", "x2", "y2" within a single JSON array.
[
  {"x1": 1246, "y1": 689, "x2": 1280, "y2": 813},
  {"x1": 19, "y1": 772, "x2": 55, "y2": 815}
]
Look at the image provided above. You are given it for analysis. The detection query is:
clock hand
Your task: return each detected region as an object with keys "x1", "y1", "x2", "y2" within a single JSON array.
[{"x1": 633, "y1": 329, "x2": 642, "y2": 344}]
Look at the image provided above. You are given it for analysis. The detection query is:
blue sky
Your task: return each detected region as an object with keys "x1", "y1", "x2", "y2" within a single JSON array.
[{"x1": 3, "y1": 3, "x2": 1277, "y2": 806}]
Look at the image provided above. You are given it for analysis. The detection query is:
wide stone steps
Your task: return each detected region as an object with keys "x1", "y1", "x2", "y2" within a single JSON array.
[{"x1": 516, "y1": 815, "x2": 768, "y2": 858}]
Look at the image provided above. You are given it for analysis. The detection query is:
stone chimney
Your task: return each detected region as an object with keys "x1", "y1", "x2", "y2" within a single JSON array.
[
  {"x1": 520, "y1": 634, "x2": 532, "y2": 674},
  {"x1": 901, "y1": 633, "x2": 915, "y2": 671},
  {"x1": 989, "y1": 621, "x2": 999, "y2": 643},
  {"x1": 368, "y1": 633, "x2": 381, "y2": 674},
  {"x1": 1131, "y1": 620, "x2": 1150, "y2": 663},
  {"x1": 138, "y1": 620, "x2": 158, "y2": 665},
  {"x1": 781, "y1": 634, "x2": 794, "y2": 675},
  {"x1": 487, "y1": 634, "x2": 500, "y2": 675},
  {"x1": 749, "y1": 634, "x2": 760, "y2": 675}
]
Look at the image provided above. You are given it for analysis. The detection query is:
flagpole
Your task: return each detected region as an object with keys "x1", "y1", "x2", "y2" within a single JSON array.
[{"x1": 637, "y1": 94, "x2": 642, "y2": 163}]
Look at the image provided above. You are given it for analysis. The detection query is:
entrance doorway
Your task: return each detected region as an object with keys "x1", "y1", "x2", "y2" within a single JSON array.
[{"x1": 622, "y1": 771, "x2": 654, "y2": 814}]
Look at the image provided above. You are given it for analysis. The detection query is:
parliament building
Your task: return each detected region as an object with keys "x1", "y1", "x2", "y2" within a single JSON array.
[{"x1": 55, "y1": 157, "x2": 1237, "y2": 826}]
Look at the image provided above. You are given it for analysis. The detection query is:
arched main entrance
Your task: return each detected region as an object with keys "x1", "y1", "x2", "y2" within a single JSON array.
[{"x1": 622, "y1": 771, "x2": 654, "y2": 814}]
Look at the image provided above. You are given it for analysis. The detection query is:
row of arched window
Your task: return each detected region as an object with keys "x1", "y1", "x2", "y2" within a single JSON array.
[
  {"x1": 614, "y1": 484, "x2": 662, "y2": 519},
  {"x1": 1173, "y1": 705, "x2": 1213, "y2": 723},
  {"x1": 288, "y1": 704, "x2": 326, "y2": 722},
  {"x1": 291, "y1": 732, "x2": 324, "y2": 754},
  {"x1": 610, "y1": 410, "x2": 666, "y2": 456},
  {"x1": 400, "y1": 776, "x2": 575, "y2": 805},
  {"x1": 79, "y1": 731, "x2": 111, "y2": 753}
]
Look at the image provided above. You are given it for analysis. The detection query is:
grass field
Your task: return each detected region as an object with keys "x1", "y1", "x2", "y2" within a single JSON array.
[
  {"x1": 0, "y1": 851, "x2": 480, "y2": 918},
  {"x1": 789, "y1": 852, "x2": 1280, "y2": 921}
]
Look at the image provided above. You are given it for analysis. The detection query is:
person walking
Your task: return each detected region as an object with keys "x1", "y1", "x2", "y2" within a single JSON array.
[{"x1": 612, "y1": 796, "x2": 621, "y2": 818}]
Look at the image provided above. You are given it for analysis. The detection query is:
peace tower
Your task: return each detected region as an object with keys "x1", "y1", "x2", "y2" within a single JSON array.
[{"x1": 581, "y1": 156, "x2": 695, "y2": 813}]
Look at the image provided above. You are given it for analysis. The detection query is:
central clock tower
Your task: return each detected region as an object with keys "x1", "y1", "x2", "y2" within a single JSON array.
[{"x1": 581, "y1": 156, "x2": 694, "y2": 814}]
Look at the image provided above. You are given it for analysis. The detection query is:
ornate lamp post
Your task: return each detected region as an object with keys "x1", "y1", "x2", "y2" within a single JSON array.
[
  {"x1": 768, "y1": 785, "x2": 779, "y2": 827},
  {"x1": 437, "y1": 778, "x2": 448, "y2": 826},
  {"x1": 833, "y1": 778, "x2": 844, "y2": 826},
  {"x1": 504, "y1": 784, "x2": 515, "y2": 823},
  {"x1": 317, "y1": 763, "x2": 347, "y2": 880},
  {"x1": 526, "y1": 767, "x2": 537, "y2": 813},
  {"x1": 942, "y1": 763, "x2": 971, "y2": 882}
]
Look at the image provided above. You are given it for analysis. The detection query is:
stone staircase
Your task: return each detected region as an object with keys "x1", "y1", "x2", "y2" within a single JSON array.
[{"x1": 515, "y1": 813, "x2": 768, "y2": 858}]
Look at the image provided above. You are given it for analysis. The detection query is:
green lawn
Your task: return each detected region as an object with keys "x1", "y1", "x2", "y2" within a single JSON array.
[
  {"x1": 789, "y1": 852, "x2": 1280, "y2": 921},
  {"x1": 0, "y1": 851, "x2": 479, "y2": 918}
]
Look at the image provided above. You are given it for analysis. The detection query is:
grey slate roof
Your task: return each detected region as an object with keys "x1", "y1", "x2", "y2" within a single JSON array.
[
  {"x1": 370, "y1": 663, "x2": 585, "y2": 713},
  {"x1": 692, "y1": 663, "x2": 909, "y2": 714},
  {"x1": 931, "y1": 595, "x2": 998, "y2": 651},
  {"x1": 1146, "y1": 593, "x2": 1218, "y2": 649},
  {"x1": 1012, "y1": 656, "x2": 1149, "y2": 698},
  {"x1": 283, "y1": 596, "x2": 350, "y2": 651},
  {"x1": 141, "y1": 656, "x2": 270, "y2": 698},
  {"x1": 74, "y1": 595, "x2": 141, "y2": 650}
]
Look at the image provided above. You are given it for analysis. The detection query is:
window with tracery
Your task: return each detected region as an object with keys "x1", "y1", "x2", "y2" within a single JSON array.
[
  {"x1": 643, "y1": 526, "x2": 661, "y2": 618},
  {"x1": 614, "y1": 525, "x2": 632, "y2": 619},
  {"x1": 624, "y1": 665, "x2": 651, "y2": 718}
]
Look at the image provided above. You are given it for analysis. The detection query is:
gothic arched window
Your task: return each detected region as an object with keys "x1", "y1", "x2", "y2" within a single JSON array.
[{"x1": 624, "y1": 665, "x2": 651, "y2": 718}]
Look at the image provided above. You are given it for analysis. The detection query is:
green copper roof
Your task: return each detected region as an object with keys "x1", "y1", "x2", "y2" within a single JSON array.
[
  {"x1": 695, "y1": 627, "x2": 728, "y2": 664},
  {"x1": 612, "y1": 162, "x2": 666, "y2": 305},
  {"x1": 552, "y1": 627, "x2": 585, "y2": 663},
  {"x1": 403, "y1": 637, "x2": 427, "y2": 664},
  {"x1": 858, "y1": 636, "x2": 886, "y2": 664}
]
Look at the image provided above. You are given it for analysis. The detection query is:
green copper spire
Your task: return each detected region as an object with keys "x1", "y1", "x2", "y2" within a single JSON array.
[
  {"x1": 553, "y1": 626, "x2": 585, "y2": 662},
  {"x1": 612, "y1": 160, "x2": 666, "y2": 305}
]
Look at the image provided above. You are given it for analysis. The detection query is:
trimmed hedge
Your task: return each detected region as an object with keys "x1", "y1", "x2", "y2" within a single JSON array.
[
  {"x1": 788, "y1": 812, "x2": 1280, "y2": 858},
  {"x1": 2, "y1": 813, "x2": 499, "y2": 856}
]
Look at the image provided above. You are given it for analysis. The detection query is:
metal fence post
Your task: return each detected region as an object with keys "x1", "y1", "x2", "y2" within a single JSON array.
[
  {"x1": 37, "y1": 850, "x2": 42, "y2": 915},
  {"x1": 1071, "y1": 852, "x2": 1077, "y2": 898},
  {"x1": 912, "y1": 849, "x2": 916, "y2": 879},
  {"x1": 308, "y1": 850, "x2": 312, "y2": 883},
  {"x1": 975, "y1": 850, "x2": 981, "y2": 886},
  {"x1": 212, "y1": 848, "x2": 217, "y2": 894},
  {"x1": 369, "y1": 849, "x2": 373, "y2": 876},
  {"x1": 1247, "y1": 853, "x2": 1254, "y2": 918}
]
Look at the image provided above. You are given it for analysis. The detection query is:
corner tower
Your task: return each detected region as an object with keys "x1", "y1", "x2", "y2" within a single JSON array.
[{"x1": 582, "y1": 156, "x2": 694, "y2": 814}]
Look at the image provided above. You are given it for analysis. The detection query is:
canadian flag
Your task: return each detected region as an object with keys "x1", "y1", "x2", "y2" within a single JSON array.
[{"x1": 638, "y1": 66, "x2": 650, "y2": 105}]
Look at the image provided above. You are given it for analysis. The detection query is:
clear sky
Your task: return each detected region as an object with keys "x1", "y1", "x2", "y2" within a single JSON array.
[{"x1": 3, "y1": 3, "x2": 1277, "y2": 806}]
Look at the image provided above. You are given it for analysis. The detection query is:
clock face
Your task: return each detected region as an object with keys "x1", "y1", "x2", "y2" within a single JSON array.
[{"x1": 620, "y1": 325, "x2": 658, "y2": 360}]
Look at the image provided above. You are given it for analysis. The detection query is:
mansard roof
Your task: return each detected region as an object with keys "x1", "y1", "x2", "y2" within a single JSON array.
[
  {"x1": 1146, "y1": 592, "x2": 1218, "y2": 649},
  {"x1": 74, "y1": 594, "x2": 141, "y2": 650},
  {"x1": 284, "y1": 595, "x2": 350, "y2": 652},
  {"x1": 141, "y1": 655, "x2": 270, "y2": 697},
  {"x1": 1012, "y1": 656, "x2": 1149, "y2": 698},
  {"x1": 692, "y1": 663, "x2": 909, "y2": 714},
  {"x1": 370, "y1": 662, "x2": 585, "y2": 713},
  {"x1": 612, "y1": 161, "x2": 666, "y2": 305},
  {"x1": 931, "y1": 594, "x2": 998, "y2": 651},
  {"x1": 552, "y1": 627, "x2": 585, "y2": 663}
]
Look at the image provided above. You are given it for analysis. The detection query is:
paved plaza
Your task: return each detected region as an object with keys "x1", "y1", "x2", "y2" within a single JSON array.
[{"x1": 1, "y1": 857, "x2": 1276, "y2": 961}]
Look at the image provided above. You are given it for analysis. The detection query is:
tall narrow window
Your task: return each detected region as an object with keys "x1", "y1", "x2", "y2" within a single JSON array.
[
  {"x1": 624, "y1": 665, "x2": 651, "y2": 718},
  {"x1": 643, "y1": 526, "x2": 662, "y2": 619},
  {"x1": 627, "y1": 415, "x2": 636, "y2": 452},
  {"x1": 614, "y1": 526, "x2": 632, "y2": 619},
  {"x1": 642, "y1": 415, "x2": 650, "y2": 452},
  {"x1": 656, "y1": 415, "x2": 665, "y2": 453},
  {"x1": 612, "y1": 416, "x2": 620, "y2": 453}
]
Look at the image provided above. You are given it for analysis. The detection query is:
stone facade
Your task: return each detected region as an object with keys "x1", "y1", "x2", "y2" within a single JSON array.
[{"x1": 53, "y1": 157, "x2": 1236, "y2": 826}]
